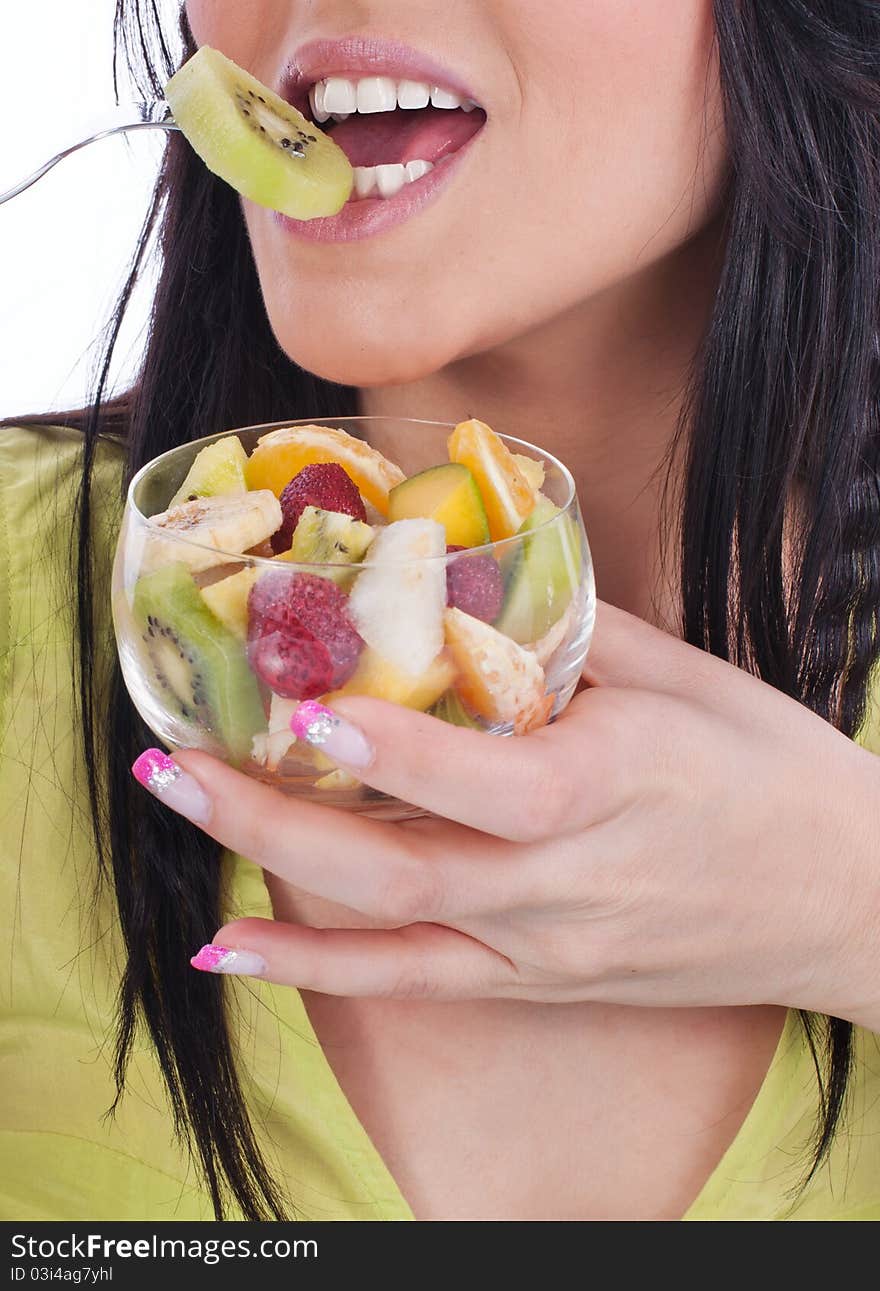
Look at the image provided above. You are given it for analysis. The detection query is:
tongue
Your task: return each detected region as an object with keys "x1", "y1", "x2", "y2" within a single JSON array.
[{"x1": 328, "y1": 106, "x2": 484, "y2": 168}]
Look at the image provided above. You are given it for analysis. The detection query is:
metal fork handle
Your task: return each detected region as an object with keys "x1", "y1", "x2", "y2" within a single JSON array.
[{"x1": 0, "y1": 108, "x2": 180, "y2": 207}]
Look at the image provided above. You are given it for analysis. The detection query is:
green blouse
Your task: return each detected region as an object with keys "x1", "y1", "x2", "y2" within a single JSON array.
[{"x1": 2, "y1": 424, "x2": 879, "y2": 1221}]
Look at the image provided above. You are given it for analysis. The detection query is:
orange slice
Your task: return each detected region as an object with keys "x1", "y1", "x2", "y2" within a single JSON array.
[
  {"x1": 246, "y1": 424, "x2": 405, "y2": 515},
  {"x1": 443, "y1": 607, "x2": 552, "y2": 735},
  {"x1": 447, "y1": 419, "x2": 538, "y2": 541}
]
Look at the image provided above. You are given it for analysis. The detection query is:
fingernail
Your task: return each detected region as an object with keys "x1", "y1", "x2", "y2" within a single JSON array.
[
  {"x1": 290, "y1": 700, "x2": 374, "y2": 770},
  {"x1": 190, "y1": 944, "x2": 268, "y2": 977},
  {"x1": 131, "y1": 749, "x2": 212, "y2": 825}
]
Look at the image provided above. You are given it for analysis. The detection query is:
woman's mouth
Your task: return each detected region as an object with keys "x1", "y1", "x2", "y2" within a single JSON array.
[
  {"x1": 276, "y1": 38, "x2": 487, "y2": 241},
  {"x1": 308, "y1": 78, "x2": 485, "y2": 201}
]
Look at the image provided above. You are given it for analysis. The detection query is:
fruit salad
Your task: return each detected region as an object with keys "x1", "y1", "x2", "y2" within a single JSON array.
[{"x1": 117, "y1": 417, "x2": 592, "y2": 807}]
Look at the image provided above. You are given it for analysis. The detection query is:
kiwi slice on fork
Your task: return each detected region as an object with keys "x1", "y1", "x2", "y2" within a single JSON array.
[{"x1": 164, "y1": 46, "x2": 353, "y2": 219}]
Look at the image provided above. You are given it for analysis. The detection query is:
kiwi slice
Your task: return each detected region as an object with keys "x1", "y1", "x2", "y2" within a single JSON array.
[
  {"x1": 430, "y1": 690, "x2": 483, "y2": 729},
  {"x1": 164, "y1": 46, "x2": 353, "y2": 219},
  {"x1": 287, "y1": 506, "x2": 374, "y2": 583},
  {"x1": 133, "y1": 562, "x2": 265, "y2": 762},
  {"x1": 169, "y1": 436, "x2": 248, "y2": 509}
]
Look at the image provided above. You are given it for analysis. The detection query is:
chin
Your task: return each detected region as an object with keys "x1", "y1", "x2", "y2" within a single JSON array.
[{"x1": 271, "y1": 319, "x2": 465, "y2": 389}]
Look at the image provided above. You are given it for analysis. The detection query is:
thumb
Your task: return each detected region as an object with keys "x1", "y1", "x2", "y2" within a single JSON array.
[{"x1": 582, "y1": 598, "x2": 717, "y2": 697}]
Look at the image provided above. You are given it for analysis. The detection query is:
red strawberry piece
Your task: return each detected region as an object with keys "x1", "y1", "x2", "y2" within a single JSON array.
[
  {"x1": 247, "y1": 570, "x2": 363, "y2": 698},
  {"x1": 445, "y1": 548, "x2": 504, "y2": 622},
  {"x1": 282, "y1": 572, "x2": 363, "y2": 686},
  {"x1": 248, "y1": 568, "x2": 295, "y2": 628},
  {"x1": 248, "y1": 622, "x2": 334, "y2": 701},
  {"x1": 272, "y1": 463, "x2": 368, "y2": 554}
]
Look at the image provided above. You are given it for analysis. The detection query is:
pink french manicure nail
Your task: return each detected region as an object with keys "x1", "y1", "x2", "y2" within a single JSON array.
[
  {"x1": 190, "y1": 944, "x2": 268, "y2": 977},
  {"x1": 290, "y1": 700, "x2": 374, "y2": 770},
  {"x1": 131, "y1": 749, "x2": 212, "y2": 825}
]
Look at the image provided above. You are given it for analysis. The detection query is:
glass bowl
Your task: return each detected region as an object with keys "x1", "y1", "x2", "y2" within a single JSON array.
[{"x1": 112, "y1": 416, "x2": 596, "y2": 820}]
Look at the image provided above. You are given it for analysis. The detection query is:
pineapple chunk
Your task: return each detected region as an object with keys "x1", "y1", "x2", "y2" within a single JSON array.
[
  {"x1": 200, "y1": 566, "x2": 260, "y2": 640},
  {"x1": 323, "y1": 647, "x2": 456, "y2": 711}
]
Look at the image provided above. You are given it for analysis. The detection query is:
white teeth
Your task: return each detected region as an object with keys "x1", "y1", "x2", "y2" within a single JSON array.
[
  {"x1": 351, "y1": 159, "x2": 435, "y2": 200},
  {"x1": 397, "y1": 79, "x2": 431, "y2": 110},
  {"x1": 307, "y1": 75, "x2": 481, "y2": 198},
  {"x1": 322, "y1": 76, "x2": 358, "y2": 114},
  {"x1": 405, "y1": 159, "x2": 433, "y2": 182},
  {"x1": 375, "y1": 163, "x2": 408, "y2": 199},
  {"x1": 356, "y1": 76, "x2": 398, "y2": 114},
  {"x1": 308, "y1": 75, "x2": 480, "y2": 119},
  {"x1": 353, "y1": 165, "x2": 378, "y2": 198},
  {"x1": 430, "y1": 86, "x2": 463, "y2": 109},
  {"x1": 309, "y1": 81, "x2": 330, "y2": 123}
]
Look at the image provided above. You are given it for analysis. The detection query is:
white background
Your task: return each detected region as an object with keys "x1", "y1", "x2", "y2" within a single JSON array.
[{"x1": 0, "y1": 0, "x2": 180, "y2": 419}]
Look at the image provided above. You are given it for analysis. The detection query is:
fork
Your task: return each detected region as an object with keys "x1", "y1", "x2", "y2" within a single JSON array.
[{"x1": 0, "y1": 103, "x2": 180, "y2": 206}]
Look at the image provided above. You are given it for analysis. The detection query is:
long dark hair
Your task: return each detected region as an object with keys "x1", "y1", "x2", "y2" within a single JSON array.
[{"x1": 19, "y1": 0, "x2": 880, "y2": 1218}]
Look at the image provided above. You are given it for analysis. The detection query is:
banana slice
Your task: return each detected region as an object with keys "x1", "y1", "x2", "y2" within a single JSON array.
[{"x1": 142, "y1": 491, "x2": 282, "y2": 574}]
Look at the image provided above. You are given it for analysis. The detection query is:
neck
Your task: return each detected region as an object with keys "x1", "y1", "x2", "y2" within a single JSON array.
[{"x1": 359, "y1": 219, "x2": 724, "y2": 627}]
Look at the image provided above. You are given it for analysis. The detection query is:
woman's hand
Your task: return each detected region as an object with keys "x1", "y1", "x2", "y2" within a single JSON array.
[{"x1": 141, "y1": 600, "x2": 880, "y2": 1029}]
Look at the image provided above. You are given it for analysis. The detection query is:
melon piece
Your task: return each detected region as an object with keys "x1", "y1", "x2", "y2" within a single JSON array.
[
  {"x1": 323, "y1": 646, "x2": 456, "y2": 711},
  {"x1": 164, "y1": 47, "x2": 353, "y2": 220},
  {"x1": 246, "y1": 424, "x2": 405, "y2": 515},
  {"x1": 494, "y1": 496, "x2": 583, "y2": 644},
  {"x1": 444, "y1": 607, "x2": 553, "y2": 735},
  {"x1": 387, "y1": 463, "x2": 490, "y2": 547},
  {"x1": 448, "y1": 418, "x2": 538, "y2": 541},
  {"x1": 169, "y1": 436, "x2": 248, "y2": 509},
  {"x1": 347, "y1": 519, "x2": 447, "y2": 675}
]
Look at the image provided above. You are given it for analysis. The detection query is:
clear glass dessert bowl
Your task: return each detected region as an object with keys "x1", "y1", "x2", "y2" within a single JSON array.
[{"x1": 112, "y1": 416, "x2": 596, "y2": 819}]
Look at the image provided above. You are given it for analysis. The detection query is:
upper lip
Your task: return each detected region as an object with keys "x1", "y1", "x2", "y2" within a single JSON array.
[{"x1": 280, "y1": 36, "x2": 483, "y2": 118}]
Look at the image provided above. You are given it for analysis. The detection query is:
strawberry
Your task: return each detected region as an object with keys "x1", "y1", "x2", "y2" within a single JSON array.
[
  {"x1": 247, "y1": 571, "x2": 363, "y2": 699},
  {"x1": 281, "y1": 572, "x2": 364, "y2": 685},
  {"x1": 248, "y1": 622, "x2": 334, "y2": 700},
  {"x1": 273, "y1": 463, "x2": 368, "y2": 554},
  {"x1": 445, "y1": 547, "x2": 504, "y2": 623}
]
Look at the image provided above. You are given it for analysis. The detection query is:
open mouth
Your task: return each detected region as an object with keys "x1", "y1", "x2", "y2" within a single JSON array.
[{"x1": 291, "y1": 75, "x2": 487, "y2": 202}]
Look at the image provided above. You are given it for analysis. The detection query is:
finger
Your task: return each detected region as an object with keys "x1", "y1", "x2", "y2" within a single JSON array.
[
  {"x1": 193, "y1": 917, "x2": 519, "y2": 1000},
  {"x1": 582, "y1": 597, "x2": 728, "y2": 698},
  {"x1": 297, "y1": 695, "x2": 615, "y2": 842},
  {"x1": 146, "y1": 748, "x2": 514, "y2": 923}
]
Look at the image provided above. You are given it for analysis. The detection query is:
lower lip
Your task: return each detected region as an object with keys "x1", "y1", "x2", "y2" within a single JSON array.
[{"x1": 274, "y1": 128, "x2": 482, "y2": 244}]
